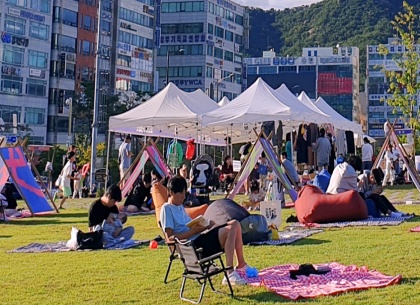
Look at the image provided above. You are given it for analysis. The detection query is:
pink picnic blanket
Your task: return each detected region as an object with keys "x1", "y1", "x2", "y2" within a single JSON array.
[
  {"x1": 410, "y1": 225, "x2": 420, "y2": 232},
  {"x1": 237, "y1": 262, "x2": 401, "y2": 300}
]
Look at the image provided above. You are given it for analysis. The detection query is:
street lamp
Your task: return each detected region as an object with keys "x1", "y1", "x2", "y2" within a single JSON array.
[
  {"x1": 65, "y1": 97, "x2": 72, "y2": 146},
  {"x1": 166, "y1": 49, "x2": 185, "y2": 85},
  {"x1": 215, "y1": 73, "x2": 234, "y2": 101}
]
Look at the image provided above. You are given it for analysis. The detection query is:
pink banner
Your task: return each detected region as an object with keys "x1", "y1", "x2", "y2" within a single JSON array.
[
  {"x1": 121, "y1": 151, "x2": 149, "y2": 198},
  {"x1": 146, "y1": 145, "x2": 172, "y2": 178}
]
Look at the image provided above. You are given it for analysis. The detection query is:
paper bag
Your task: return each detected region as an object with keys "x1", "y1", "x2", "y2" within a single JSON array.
[{"x1": 260, "y1": 201, "x2": 282, "y2": 228}]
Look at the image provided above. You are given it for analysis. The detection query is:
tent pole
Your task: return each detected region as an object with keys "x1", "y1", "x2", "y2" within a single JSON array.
[
  {"x1": 105, "y1": 130, "x2": 111, "y2": 188},
  {"x1": 290, "y1": 120, "x2": 295, "y2": 165}
]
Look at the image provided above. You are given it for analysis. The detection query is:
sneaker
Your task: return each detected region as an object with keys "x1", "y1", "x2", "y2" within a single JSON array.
[
  {"x1": 222, "y1": 271, "x2": 247, "y2": 285},
  {"x1": 235, "y1": 264, "x2": 249, "y2": 272}
]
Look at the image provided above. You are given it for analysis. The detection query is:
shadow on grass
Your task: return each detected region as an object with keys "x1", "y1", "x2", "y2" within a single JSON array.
[
  {"x1": 8, "y1": 219, "x2": 88, "y2": 226},
  {"x1": 406, "y1": 217, "x2": 420, "y2": 223},
  {"x1": 401, "y1": 277, "x2": 420, "y2": 285},
  {"x1": 240, "y1": 291, "x2": 318, "y2": 303},
  {"x1": 290, "y1": 238, "x2": 331, "y2": 246},
  {"x1": 0, "y1": 235, "x2": 12, "y2": 238}
]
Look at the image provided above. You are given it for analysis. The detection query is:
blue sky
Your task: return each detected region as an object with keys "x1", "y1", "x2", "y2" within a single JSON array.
[{"x1": 236, "y1": 0, "x2": 322, "y2": 10}]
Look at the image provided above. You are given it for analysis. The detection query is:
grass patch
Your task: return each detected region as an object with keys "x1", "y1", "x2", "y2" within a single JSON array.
[{"x1": 1, "y1": 186, "x2": 420, "y2": 304}]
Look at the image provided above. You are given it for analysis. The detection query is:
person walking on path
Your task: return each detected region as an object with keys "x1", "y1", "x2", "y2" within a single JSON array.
[
  {"x1": 362, "y1": 137, "x2": 374, "y2": 171},
  {"x1": 119, "y1": 135, "x2": 133, "y2": 188}
]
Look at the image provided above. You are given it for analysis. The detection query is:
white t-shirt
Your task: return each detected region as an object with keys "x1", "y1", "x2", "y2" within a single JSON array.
[
  {"x1": 361, "y1": 143, "x2": 373, "y2": 162},
  {"x1": 61, "y1": 161, "x2": 72, "y2": 188},
  {"x1": 326, "y1": 162, "x2": 358, "y2": 194}
]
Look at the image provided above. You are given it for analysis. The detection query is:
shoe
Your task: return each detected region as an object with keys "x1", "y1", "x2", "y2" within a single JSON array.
[
  {"x1": 222, "y1": 271, "x2": 247, "y2": 285},
  {"x1": 248, "y1": 206, "x2": 253, "y2": 211},
  {"x1": 140, "y1": 206, "x2": 150, "y2": 212},
  {"x1": 235, "y1": 264, "x2": 249, "y2": 272}
]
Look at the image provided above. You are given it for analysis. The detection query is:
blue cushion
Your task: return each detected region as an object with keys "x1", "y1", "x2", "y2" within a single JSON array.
[
  {"x1": 312, "y1": 169, "x2": 331, "y2": 193},
  {"x1": 365, "y1": 199, "x2": 380, "y2": 218}
]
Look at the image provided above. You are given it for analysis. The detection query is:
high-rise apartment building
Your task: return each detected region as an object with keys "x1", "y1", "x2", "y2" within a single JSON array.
[
  {"x1": 0, "y1": 0, "x2": 53, "y2": 144},
  {"x1": 366, "y1": 38, "x2": 411, "y2": 138},
  {"x1": 155, "y1": 0, "x2": 249, "y2": 100},
  {"x1": 244, "y1": 47, "x2": 361, "y2": 125}
]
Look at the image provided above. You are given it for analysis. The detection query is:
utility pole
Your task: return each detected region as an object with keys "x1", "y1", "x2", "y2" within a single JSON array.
[{"x1": 89, "y1": 0, "x2": 102, "y2": 193}]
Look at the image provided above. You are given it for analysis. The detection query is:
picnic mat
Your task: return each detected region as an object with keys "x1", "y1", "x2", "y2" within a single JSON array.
[
  {"x1": 237, "y1": 262, "x2": 401, "y2": 300},
  {"x1": 246, "y1": 229, "x2": 323, "y2": 246},
  {"x1": 125, "y1": 210, "x2": 155, "y2": 216},
  {"x1": 410, "y1": 225, "x2": 420, "y2": 232},
  {"x1": 291, "y1": 215, "x2": 414, "y2": 228},
  {"x1": 7, "y1": 240, "x2": 149, "y2": 253}
]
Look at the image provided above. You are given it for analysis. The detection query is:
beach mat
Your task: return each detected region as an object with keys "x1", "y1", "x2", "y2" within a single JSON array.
[
  {"x1": 8, "y1": 240, "x2": 149, "y2": 253},
  {"x1": 237, "y1": 262, "x2": 401, "y2": 300},
  {"x1": 291, "y1": 215, "x2": 414, "y2": 228},
  {"x1": 247, "y1": 229, "x2": 323, "y2": 246}
]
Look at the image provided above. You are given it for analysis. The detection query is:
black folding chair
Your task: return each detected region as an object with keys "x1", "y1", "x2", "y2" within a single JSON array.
[
  {"x1": 175, "y1": 238, "x2": 233, "y2": 304},
  {"x1": 158, "y1": 221, "x2": 180, "y2": 284}
]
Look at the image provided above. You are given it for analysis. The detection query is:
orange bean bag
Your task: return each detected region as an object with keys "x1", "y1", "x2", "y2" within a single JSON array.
[
  {"x1": 152, "y1": 182, "x2": 209, "y2": 225},
  {"x1": 295, "y1": 185, "x2": 368, "y2": 224}
]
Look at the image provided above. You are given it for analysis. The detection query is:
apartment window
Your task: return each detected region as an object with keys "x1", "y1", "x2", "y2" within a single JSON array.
[
  {"x1": 26, "y1": 79, "x2": 47, "y2": 96},
  {"x1": 7, "y1": 0, "x2": 27, "y2": 7},
  {"x1": 81, "y1": 67, "x2": 89, "y2": 81},
  {"x1": 117, "y1": 54, "x2": 131, "y2": 67},
  {"x1": 0, "y1": 105, "x2": 21, "y2": 123},
  {"x1": 207, "y1": 45, "x2": 213, "y2": 56},
  {"x1": 224, "y1": 51, "x2": 233, "y2": 62},
  {"x1": 81, "y1": 40, "x2": 91, "y2": 55},
  {"x1": 234, "y1": 53, "x2": 242, "y2": 63},
  {"x1": 225, "y1": 10, "x2": 234, "y2": 22},
  {"x1": 161, "y1": 23, "x2": 203, "y2": 34},
  {"x1": 118, "y1": 31, "x2": 153, "y2": 49},
  {"x1": 52, "y1": 34, "x2": 77, "y2": 53},
  {"x1": 208, "y1": 2, "x2": 214, "y2": 13},
  {"x1": 25, "y1": 107, "x2": 46, "y2": 125},
  {"x1": 28, "y1": 50, "x2": 48, "y2": 68},
  {"x1": 5, "y1": 15, "x2": 26, "y2": 36},
  {"x1": 214, "y1": 47, "x2": 223, "y2": 59},
  {"x1": 206, "y1": 66, "x2": 213, "y2": 78},
  {"x1": 157, "y1": 44, "x2": 203, "y2": 56},
  {"x1": 235, "y1": 14, "x2": 243, "y2": 25},
  {"x1": 215, "y1": 26, "x2": 224, "y2": 38},
  {"x1": 235, "y1": 34, "x2": 242, "y2": 45},
  {"x1": 207, "y1": 23, "x2": 213, "y2": 34},
  {"x1": 30, "y1": 0, "x2": 51, "y2": 13},
  {"x1": 3, "y1": 45, "x2": 24, "y2": 65},
  {"x1": 259, "y1": 66, "x2": 277, "y2": 74},
  {"x1": 225, "y1": 30, "x2": 233, "y2": 42},
  {"x1": 157, "y1": 66, "x2": 202, "y2": 78},
  {"x1": 65, "y1": 63, "x2": 75, "y2": 79},
  {"x1": 1, "y1": 75, "x2": 23, "y2": 94},
  {"x1": 29, "y1": 21, "x2": 50, "y2": 40},
  {"x1": 83, "y1": 15, "x2": 92, "y2": 30},
  {"x1": 119, "y1": 7, "x2": 154, "y2": 28},
  {"x1": 101, "y1": 20, "x2": 111, "y2": 33},
  {"x1": 162, "y1": 1, "x2": 204, "y2": 13},
  {"x1": 62, "y1": 9, "x2": 78, "y2": 27}
]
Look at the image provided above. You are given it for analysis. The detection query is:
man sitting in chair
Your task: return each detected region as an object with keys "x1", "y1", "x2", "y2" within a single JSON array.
[{"x1": 160, "y1": 176, "x2": 249, "y2": 285}]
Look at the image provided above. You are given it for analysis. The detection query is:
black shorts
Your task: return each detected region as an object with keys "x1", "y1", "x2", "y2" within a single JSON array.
[{"x1": 193, "y1": 225, "x2": 225, "y2": 258}]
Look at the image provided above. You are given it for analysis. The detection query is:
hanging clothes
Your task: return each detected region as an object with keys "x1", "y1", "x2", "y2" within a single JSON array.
[
  {"x1": 167, "y1": 140, "x2": 184, "y2": 168},
  {"x1": 166, "y1": 139, "x2": 175, "y2": 160},
  {"x1": 275, "y1": 120, "x2": 283, "y2": 149},
  {"x1": 262, "y1": 121, "x2": 275, "y2": 139},
  {"x1": 345, "y1": 131, "x2": 355, "y2": 154},
  {"x1": 306, "y1": 123, "x2": 318, "y2": 166},
  {"x1": 295, "y1": 124, "x2": 308, "y2": 164},
  {"x1": 186, "y1": 139, "x2": 196, "y2": 160},
  {"x1": 335, "y1": 130, "x2": 347, "y2": 156}
]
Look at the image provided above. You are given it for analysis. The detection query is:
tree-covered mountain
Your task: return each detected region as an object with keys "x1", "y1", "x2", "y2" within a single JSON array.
[{"x1": 247, "y1": 0, "x2": 420, "y2": 83}]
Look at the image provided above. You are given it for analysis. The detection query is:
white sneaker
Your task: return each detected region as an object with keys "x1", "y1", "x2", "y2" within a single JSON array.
[
  {"x1": 235, "y1": 264, "x2": 249, "y2": 272},
  {"x1": 222, "y1": 271, "x2": 247, "y2": 285}
]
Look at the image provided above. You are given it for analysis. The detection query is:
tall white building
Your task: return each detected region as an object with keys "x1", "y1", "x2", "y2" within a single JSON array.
[
  {"x1": 156, "y1": 0, "x2": 249, "y2": 100},
  {"x1": 0, "y1": 0, "x2": 53, "y2": 144}
]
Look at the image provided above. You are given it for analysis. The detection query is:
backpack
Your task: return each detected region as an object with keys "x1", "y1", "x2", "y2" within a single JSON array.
[
  {"x1": 240, "y1": 215, "x2": 270, "y2": 244},
  {"x1": 77, "y1": 230, "x2": 103, "y2": 250}
]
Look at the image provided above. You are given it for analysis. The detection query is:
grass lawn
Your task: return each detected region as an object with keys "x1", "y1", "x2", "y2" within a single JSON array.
[{"x1": 1, "y1": 185, "x2": 420, "y2": 305}]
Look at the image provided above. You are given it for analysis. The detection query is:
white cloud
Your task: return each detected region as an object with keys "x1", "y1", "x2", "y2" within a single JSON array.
[{"x1": 236, "y1": 0, "x2": 322, "y2": 10}]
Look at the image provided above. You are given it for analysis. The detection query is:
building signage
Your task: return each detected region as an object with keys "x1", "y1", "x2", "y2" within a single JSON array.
[
  {"x1": 160, "y1": 34, "x2": 206, "y2": 44},
  {"x1": 117, "y1": 68, "x2": 136, "y2": 78},
  {"x1": 1, "y1": 32, "x2": 29, "y2": 47},
  {"x1": 1, "y1": 66, "x2": 21, "y2": 76},
  {"x1": 117, "y1": 42, "x2": 131, "y2": 54},
  {"x1": 369, "y1": 124, "x2": 404, "y2": 130},
  {"x1": 8, "y1": 7, "x2": 21, "y2": 16},
  {"x1": 243, "y1": 57, "x2": 271, "y2": 66},
  {"x1": 369, "y1": 94, "x2": 392, "y2": 100},
  {"x1": 319, "y1": 57, "x2": 350, "y2": 64},
  {"x1": 20, "y1": 10, "x2": 45, "y2": 22},
  {"x1": 368, "y1": 106, "x2": 393, "y2": 112},
  {"x1": 242, "y1": 63, "x2": 247, "y2": 92},
  {"x1": 216, "y1": 0, "x2": 237, "y2": 11},
  {"x1": 29, "y1": 69, "x2": 46, "y2": 79},
  {"x1": 132, "y1": 48, "x2": 151, "y2": 60},
  {"x1": 215, "y1": 17, "x2": 237, "y2": 31},
  {"x1": 163, "y1": 79, "x2": 203, "y2": 87},
  {"x1": 155, "y1": 0, "x2": 161, "y2": 48}
]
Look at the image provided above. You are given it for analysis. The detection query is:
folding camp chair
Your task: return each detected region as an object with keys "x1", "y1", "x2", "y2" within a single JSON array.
[
  {"x1": 158, "y1": 221, "x2": 180, "y2": 284},
  {"x1": 174, "y1": 238, "x2": 233, "y2": 304}
]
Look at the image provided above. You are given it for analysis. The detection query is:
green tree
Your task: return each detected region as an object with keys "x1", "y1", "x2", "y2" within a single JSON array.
[{"x1": 379, "y1": 1, "x2": 420, "y2": 154}]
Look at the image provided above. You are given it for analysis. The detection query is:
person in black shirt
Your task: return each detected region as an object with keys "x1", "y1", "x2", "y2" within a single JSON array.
[{"x1": 124, "y1": 173, "x2": 152, "y2": 212}]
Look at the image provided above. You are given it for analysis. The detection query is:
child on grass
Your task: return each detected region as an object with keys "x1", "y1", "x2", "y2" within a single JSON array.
[
  {"x1": 245, "y1": 180, "x2": 266, "y2": 211},
  {"x1": 72, "y1": 165, "x2": 83, "y2": 199},
  {"x1": 102, "y1": 213, "x2": 128, "y2": 247}
]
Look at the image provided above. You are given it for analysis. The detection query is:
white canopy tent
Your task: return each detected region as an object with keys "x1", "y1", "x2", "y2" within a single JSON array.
[
  {"x1": 313, "y1": 96, "x2": 363, "y2": 134},
  {"x1": 296, "y1": 91, "x2": 330, "y2": 118},
  {"x1": 109, "y1": 83, "x2": 227, "y2": 145},
  {"x1": 275, "y1": 84, "x2": 333, "y2": 124},
  {"x1": 218, "y1": 96, "x2": 230, "y2": 107}
]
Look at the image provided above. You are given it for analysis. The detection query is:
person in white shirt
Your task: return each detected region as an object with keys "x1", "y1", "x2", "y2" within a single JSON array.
[
  {"x1": 57, "y1": 152, "x2": 78, "y2": 209},
  {"x1": 118, "y1": 135, "x2": 133, "y2": 188},
  {"x1": 382, "y1": 144, "x2": 395, "y2": 186},
  {"x1": 326, "y1": 155, "x2": 363, "y2": 194},
  {"x1": 362, "y1": 137, "x2": 374, "y2": 171}
]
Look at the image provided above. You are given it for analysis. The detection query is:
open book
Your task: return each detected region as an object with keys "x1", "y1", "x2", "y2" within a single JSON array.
[{"x1": 186, "y1": 215, "x2": 210, "y2": 228}]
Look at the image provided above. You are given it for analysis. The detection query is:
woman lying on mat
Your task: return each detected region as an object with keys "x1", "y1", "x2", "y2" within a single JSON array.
[
  {"x1": 160, "y1": 176, "x2": 249, "y2": 286},
  {"x1": 358, "y1": 168, "x2": 409, "y2": 217}
]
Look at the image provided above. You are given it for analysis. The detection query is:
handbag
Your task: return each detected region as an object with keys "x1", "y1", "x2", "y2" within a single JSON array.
[
  {"x1": 77, "y1": 230, "x2": 103, "y2": 250},
  {"x1": 55, "y1": 175, "x2": 62, "y2": 187}
]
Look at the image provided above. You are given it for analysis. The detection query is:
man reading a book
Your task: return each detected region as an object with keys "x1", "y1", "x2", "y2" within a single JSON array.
[{"x1": 160, "y1": 176, "x2": 249, "y2": 285}]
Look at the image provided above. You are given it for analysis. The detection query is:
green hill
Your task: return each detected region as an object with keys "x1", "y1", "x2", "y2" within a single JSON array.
[{"x1": 247, "y1": 0, "x2": 420, "y2": 84}]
